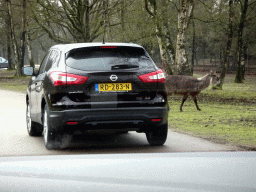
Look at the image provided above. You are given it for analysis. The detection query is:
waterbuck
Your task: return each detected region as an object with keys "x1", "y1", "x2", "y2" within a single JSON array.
[{"x1": 165, "y1": 71, "x2": 218, "y2": 112}]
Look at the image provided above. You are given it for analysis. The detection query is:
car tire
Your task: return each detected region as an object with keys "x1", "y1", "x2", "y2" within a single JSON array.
[
  {"x1": 26, "y1": 101, "x2": 42, "y2": 136},
  {"x1": 146, "y1": 123, "x2": 168, "y2": 146},
  {"x1": 43, "y1": 104, "x2": 59, "y2": 150}
]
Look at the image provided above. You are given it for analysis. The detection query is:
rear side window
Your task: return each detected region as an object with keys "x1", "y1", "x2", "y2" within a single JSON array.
[
  {"x1": 45, "y1": 50, "x2": 60, "y2": 71},
  {"x1": 38, "y1": 51, "x2": 51, "y2": 75},
  {"x1": 65, "y1": 46, "x2": 154, "y2": 71}
]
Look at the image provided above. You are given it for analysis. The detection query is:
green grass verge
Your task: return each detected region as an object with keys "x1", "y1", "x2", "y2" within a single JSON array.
[
  {"x1": 168, "y1": 97, "x2": 256, "y2": 150},
  {"x1": 169, "y1": 73, "x2": 256, "y2": 150},
  {"x1": 0, "y1": 70, "x2": 30, "y2": 93},
  {"x1": 0, "y1": 84, "x2": 28, "y2": 93},
  {"x1": 199, "y1": 73, "x2": 256, "y2": 101}
]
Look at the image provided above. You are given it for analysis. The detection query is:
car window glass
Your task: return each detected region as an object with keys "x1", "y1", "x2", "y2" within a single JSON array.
[
  {"x1": 38, "y1": 51, "x2": 52, "y2": 75},
  {"x1": 52, "y1": 50, "x2": 60, "y2": 67},
  {"x1": 66, "y1": 46, "x2": 154, "y2": 71},
  {"x1": 45, "y1": 51, "x2": 57, "y2": 72}
]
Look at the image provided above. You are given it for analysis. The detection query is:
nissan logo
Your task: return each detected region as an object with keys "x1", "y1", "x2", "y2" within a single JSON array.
[{"x1": 110, "y1": 75, "x2": 118, "y2": 81}]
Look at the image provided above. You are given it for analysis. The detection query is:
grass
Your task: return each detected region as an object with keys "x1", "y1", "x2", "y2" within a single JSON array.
[
  {"x1": 0, "y1": 69, "x2": 256, "y2": 150},
  {"x1": 200, "y1": 74, "x2": 256, "y2": 102},
  {"x1": 168, "y1": 99, "x2": 256, "y2": 150},
  {"x1": 0, "y1": 70, "x2": 30, "y2": 93}
]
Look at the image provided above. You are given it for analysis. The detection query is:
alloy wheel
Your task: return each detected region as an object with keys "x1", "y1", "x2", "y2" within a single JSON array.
[
  {"x1": 43, "y1": 109, "x2": 48, "y2": 144},
  {"x1": 27, "y1": 104, "x2": 32, "y2": 133}
]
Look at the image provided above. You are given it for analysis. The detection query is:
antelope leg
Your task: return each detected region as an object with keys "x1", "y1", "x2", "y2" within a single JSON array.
[
  {"x1": 191, "y1": 93, "x2": 201, "y2": 111},
  {"x1": 180, "y1": 93, "x2": 188, "y2": 112}
]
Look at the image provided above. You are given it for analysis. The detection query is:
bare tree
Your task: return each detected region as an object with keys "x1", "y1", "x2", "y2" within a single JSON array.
[
  {"x1": 34, "y1": 0, "x2": 121, "y2": 43},
  {"x1": 3, "y1": 0, "x2": 14, "y2": 70},
  {"x1": 216, "y1": 0, "x2": 234, "y2": 89},
  {"x1": 144, "y1": 0, "x2": 173, "y2": 75},
  {"x1": 173, "y1": 0, "x2": 194, "y2": 75},
  {"x1": 18, "y1": 0, "x2": 27, "y2": 76},
  {"x1": 235, "y1": 0, "x2": 249, "y2": 83},
  {"x1": 6, "y1": 0, "x2": 21, "y2": 74}
]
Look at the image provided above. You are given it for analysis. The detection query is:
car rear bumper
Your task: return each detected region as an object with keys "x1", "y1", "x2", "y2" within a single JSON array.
[{"x1": 48, "y1": 105, "x2": 169, "y2": 133}]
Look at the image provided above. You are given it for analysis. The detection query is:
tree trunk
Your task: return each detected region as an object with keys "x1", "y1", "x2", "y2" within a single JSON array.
[
  {"x1": 19, "y1": 0, "x2": 27, "y2": 76},
  {"x1": 144, "y1": 0, "x2": 173, "y2": 75},
  {"x1": 235, "y1": 0, "x2": 248, "y2": 83},
  {"x1": 191, "y1": 17, "x2": 195, "y2": 75},
  {"x1": 241, "y1": 43, "x2": 247, "y2": 79},
  {"x1": 174, "y1": 0, "x2": 194, "y2": 75},
  {"x1": 5, "y1": 0, "x2": 14, "y2": 70},
  {"x1": 26, "y1": 30, "x2": 34, "y2": 67},
  {"x1": 156, "y1": 26, "x2": 171, "y2": 75},
  {"x1": 216, "y1": 0, "x2": 234, "y2": 89},
  {"x1": 6, "y1": 0, "x2": 20, "y2": 74},
  {"x1": 195, "y1": 49, "x2": 198, "y2": 65},
  {"x1": 7, "y1": 33, "x2": 14, "y2": 70}
]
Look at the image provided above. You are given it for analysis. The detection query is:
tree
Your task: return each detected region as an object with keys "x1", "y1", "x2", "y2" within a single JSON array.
[
  {"x1": 2, "y1": 0, "x2": 14, "y2": 70},
  {"x1": 33, "y1": 0, "x2": 122, "y2": 43},
  {"x1": 20, "y1": 0, "x2": 27, "y2": 74},
  {"x1": 235, "y1": 0, "x2": 249, "y2": 83},
  {"x1": 173, "y1": 0, "x2": 194, "y2": 75},
  {"x1": 216, "y1": 0, "x2": 234, "y2": 89},
  {"x1": 144, "y1": 0, "x2": 174, "y2": 75},
  {"x1": 6, "y1": 0, "x2": 21, "y2": 74}
]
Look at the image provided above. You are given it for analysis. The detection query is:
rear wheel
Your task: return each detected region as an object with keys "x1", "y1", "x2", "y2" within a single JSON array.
[
  {"x1": 146, "y1": 123, "x2": 168, "y2": 146},
  {"x1": 26, "y1": 101, "x2": 42, "y2": 136},
  {"x1": 43, "y1": 105, "x2": 59, "y2": 150}
]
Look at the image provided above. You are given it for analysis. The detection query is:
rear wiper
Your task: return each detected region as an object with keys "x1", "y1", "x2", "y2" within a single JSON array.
[{"x1": 111, "y1": 64, "x2": 139, "y2": 70}]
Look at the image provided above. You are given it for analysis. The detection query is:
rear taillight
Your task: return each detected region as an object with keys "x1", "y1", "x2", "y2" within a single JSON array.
[
  {"x1": 50, "y1": 72, "x2": 88, "y2": 86},
  {"x1": 138, "y1": 69, "x2": 165, "y2": 83}
]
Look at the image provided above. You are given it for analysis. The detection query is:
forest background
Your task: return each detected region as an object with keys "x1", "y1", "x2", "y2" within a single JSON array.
[{"x1": 0, "y1": 0, "x2": 256, "y2": 85}]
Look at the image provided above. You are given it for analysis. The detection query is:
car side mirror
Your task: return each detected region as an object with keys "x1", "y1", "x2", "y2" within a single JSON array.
[{"x1": 23, "y1": 67, "x2": 37, "y2": 76}]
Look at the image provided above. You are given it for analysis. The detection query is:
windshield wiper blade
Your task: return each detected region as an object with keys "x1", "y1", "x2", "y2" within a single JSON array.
[{"x1": 111, "y1": 64, "x2": 139, "y2": 70}]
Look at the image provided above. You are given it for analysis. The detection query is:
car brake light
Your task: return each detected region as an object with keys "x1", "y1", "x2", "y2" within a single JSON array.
[
  {"x1": 151, "y1": 119, "x2": 162, "y2": 122},
  {"x1": 66, "y1": 121, "x2": 78, "y2": 125},
  {"x1": 100, "y1": 46, "x2": 117, "y2": 48},
  {"x1": 138, "y1": 69, "x2": 165, "y2": 83},
  {"x1": 50, "y1": 72, "x2": 88, "y2": 86}
]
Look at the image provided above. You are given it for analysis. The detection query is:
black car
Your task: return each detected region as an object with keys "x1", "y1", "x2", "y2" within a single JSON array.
[{"x1": 23, "y1": 43, "x2": 169, "y2": 150}]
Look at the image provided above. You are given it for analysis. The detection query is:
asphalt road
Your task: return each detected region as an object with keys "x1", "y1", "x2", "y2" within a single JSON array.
[{"x1": 0, "y1": 90, "x2": 240, "y2": 157}]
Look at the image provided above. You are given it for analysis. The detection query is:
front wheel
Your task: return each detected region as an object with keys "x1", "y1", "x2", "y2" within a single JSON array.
[{"x1": 146, "y1": 123, "x2": 168, "y2": 146}]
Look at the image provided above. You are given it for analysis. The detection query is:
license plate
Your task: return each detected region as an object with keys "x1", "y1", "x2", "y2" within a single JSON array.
[{"x1": 95, "y1": 83, "x2": 132, "y2": 92}]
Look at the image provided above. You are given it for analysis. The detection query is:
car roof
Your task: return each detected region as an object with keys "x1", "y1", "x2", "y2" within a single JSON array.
[{"x1": 50, "y1": 42, "x2": 143, "y2": 53}]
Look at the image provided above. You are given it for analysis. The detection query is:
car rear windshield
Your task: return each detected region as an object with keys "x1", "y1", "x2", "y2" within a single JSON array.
[{"x1": 65, "y1": 46, "x2": 155, "y2": 71}]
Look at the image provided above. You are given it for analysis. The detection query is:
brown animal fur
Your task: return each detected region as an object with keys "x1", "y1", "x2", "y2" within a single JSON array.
[{"x1": 165, "y1": 71, "x2": 218, "y2": 112}]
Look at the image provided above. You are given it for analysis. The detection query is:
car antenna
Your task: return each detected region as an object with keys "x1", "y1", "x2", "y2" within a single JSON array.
[{"x1": 102, "y1": 37, "x2": 105, "y2": 44}]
